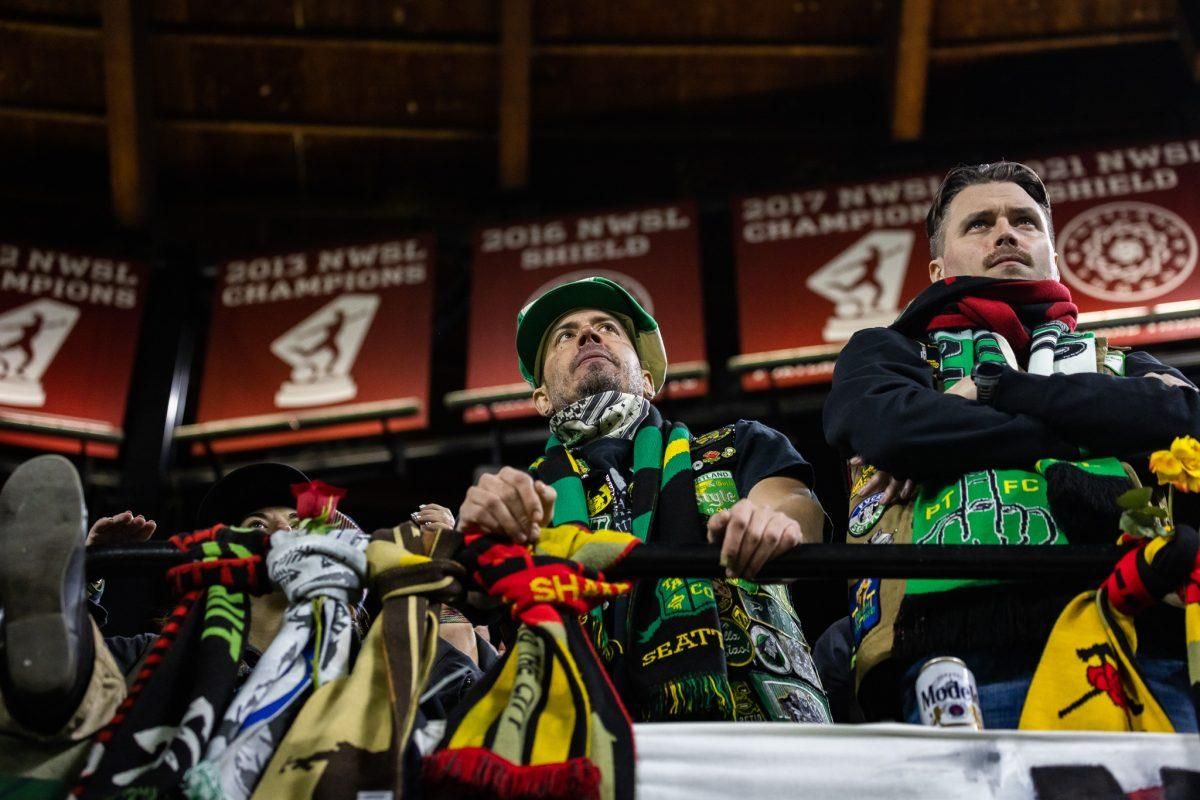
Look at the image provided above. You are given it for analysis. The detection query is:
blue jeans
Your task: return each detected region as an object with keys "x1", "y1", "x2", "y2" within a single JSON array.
[{"x1": 902, "y1": 654, "x2": 1198, "y2": 732}]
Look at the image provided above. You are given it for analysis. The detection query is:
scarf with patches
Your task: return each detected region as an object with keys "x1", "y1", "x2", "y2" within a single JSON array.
[
  {"x1": 1020, "y1": 526, "x2": 1200, "y2": 731},
  {"x1": 74, "y1": 526, "x2": 271, "y2": 799},
  {"x1": 423, "y1": 524, "x2": 640, "y2": 800},
  {"x1": 533, "y1": 402, "x2": 735, "y2": 721},
  {"x1": 548, "y1": 391, "x2": 650, "y2": 447},
  {"x1": 182, "y1": 526, "x2": 369, "y2": 800},
  {"x1": 252, "y1": 523, "x2": 464, "y2": 800}
]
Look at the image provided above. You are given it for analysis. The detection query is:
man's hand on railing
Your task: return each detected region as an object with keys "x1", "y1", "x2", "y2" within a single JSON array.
[
  {"x1": 457, "y1": 466, "x2": 556, "y2": 545},
  {"x1": 86, "y1": 510, "x2": 157, "y2": 547},
  {"x1": 707, "y1": 498, "x2": 804, "y2": 580}
]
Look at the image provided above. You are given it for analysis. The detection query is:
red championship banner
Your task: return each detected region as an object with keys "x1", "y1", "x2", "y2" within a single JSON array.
[
  {"x1": 188, "y1": 237, "x2": 434, "y2": 453},
  {"x1": 454, "y1": 202, "x2": 708, "y2": 423},
  {"x1": 0, "y1": 241, "x2": 147, "y2": 458},
  {"x1": 733, "y1": 139, "x2": 1200, "y2": 390}
]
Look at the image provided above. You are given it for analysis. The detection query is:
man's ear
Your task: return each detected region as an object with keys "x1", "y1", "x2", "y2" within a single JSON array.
[
  {"x1": 640, "y1": 369, "x2": 655, "y2": 400},
  {"x1": 928, "y1": 256, "x2": 944, "y2": 283},
  {"x1": 532, "y1": 386, "x2": 554, "y2": 417},
  {"x1": 1050, "y1": 249, "x2": 1060, "y2": 281}
]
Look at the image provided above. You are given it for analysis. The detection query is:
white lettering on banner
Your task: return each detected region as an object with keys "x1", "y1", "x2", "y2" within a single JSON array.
[
  {"x1": 1045, "y1": 169, "x2": 1178, "y2": 204},
  {"x1": 836, "y1": 176, "x2": 941, "y2": 210},
  {"x1": 0, "y1": 246, "x2": 139, "y2": 309},
  {"x1": 221, "y1": 266, "x2": 425, "y2": 307},
  {"x1": 520, "y1": 236, "x2": 651, "y2": 270},
  {"x1": 742, "y1": 203, "x2": 928, "y2": 244},
  {"x1": 479, "y1": 206, "x2": 690, "y2": 257},
  {"x1": 1093, "y1": 141, "x2": 1200, "y2": 173}
]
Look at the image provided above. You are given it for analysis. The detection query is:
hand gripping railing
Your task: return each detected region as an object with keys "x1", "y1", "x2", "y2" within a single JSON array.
[{"x1": 86, "y1": 542, "x2": 1125, "y2": 582}]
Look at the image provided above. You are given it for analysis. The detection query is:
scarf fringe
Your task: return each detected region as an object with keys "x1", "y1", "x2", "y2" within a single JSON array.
[
  {"x1": 637, "y1": 672, "x2": 734, "y2": 721},
  {"x1": 422, "y1": 747, "x2": 601, "y2": 800}
]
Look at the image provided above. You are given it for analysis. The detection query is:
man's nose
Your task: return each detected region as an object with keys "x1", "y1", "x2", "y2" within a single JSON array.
[
  {"x1": 577, "y1": 325, "x2": 602, "y2": 345},
  {"x1": 994, "y1": 217, "x2": 1018, "y2": 246}
]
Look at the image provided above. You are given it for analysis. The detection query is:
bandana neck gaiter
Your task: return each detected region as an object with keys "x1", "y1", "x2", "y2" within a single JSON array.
[{"x1": 548, "y1": 391, "x2": 649, "y2": 447}]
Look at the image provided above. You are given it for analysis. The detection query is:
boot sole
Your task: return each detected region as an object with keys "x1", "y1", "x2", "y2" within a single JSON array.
[{"x1": 0, "y1": 455, "x2": 86, "y2": 697}]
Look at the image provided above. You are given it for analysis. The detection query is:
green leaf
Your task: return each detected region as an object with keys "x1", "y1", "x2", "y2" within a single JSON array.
[{"x1": 1118, "y1": 487, "x2": 1154, "y2": 510}]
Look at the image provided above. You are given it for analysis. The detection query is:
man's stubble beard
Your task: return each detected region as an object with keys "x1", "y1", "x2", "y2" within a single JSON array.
[{"x1": 548, "y1": 361, "x2": 642, "y2": 410}]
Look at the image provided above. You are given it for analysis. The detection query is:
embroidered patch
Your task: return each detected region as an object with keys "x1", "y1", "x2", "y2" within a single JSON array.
[
  {"x1": 695, "y1": 469, "x2": 738, "y2": 516},
  {"x1": 850, "y1": 465, "x2": 877, "y2": 498},
  {"x1": 751, "y1": 674, "x2": 831, "y2": 724},
  {"x1": 713, "y1": 579, "x2": 734, "y2": 612},
  {"x1": 702, "y1": 449, "x2": 722, "y2": 464},
  {"x1": 721, "y1": 618, "x2": 755, "y2": 668},
  {"x1": 655, "y1": 577, "x2": 716, "y2": 619},
  {"x1": 693, "y1": 425, "x2": 734, "y2": 448},
  {"x1": 868, "y1": 529, "x2": 895, "y2": 545},
  {"x1": 588, "y1": 482, "x2": 614, "y2": 517},
  {"x1": 740, "y1": 587, "x2": 804, "y2": 643},
  {"x1": 848, "y1": 492, "x2": 886, "y2": 538},
  {"x1": 850, "y1": 578, "x2": 880, "y2": 645},
  {"x1": 729, "y1": 680, "x2": 767, "y2": 721},
  {"x1": 731, "y1": 605, "x2": 752, "y2": 631},
  {"x1": 750, "y1": 624, "x2": 792, "y2": 675},
  {"x1": 721, "y1": 446, "x2": 736, "y2": 459},
  {"x1": 779, "y1": 635, "x2": 822, "y2": 687}
]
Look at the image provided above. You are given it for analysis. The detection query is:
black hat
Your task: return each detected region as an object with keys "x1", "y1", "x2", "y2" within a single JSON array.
[{"x1": 195, "y1": 462, "x2": 310, "y2": 529}]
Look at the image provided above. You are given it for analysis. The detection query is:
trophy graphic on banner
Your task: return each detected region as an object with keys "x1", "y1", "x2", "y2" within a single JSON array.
[
  {"x1": 806, "y1": 230, "x2": 915, "y2": 341},
  {"x1": 270, "y1": 294, "x2": 380, "y2": 408},
  {"x1": 0, "y1": 299, "x2": 80, "y2": 407}
]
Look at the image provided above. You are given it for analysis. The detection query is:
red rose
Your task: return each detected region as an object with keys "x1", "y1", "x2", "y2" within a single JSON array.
[{"x1": 291, "y1": 480, "x2": 347, "y2": 523}]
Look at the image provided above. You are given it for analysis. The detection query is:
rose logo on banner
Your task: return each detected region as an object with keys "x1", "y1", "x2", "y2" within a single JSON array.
[
  {"x1": 270, "y1": 294, "x2": 380, "y2": 408},
  {"x1": 1058, "y1": 201, "x2": 1198, "y2": 302},
  {"x1": 0, "y1": 298, "x2": 80, "y2": 407},
  {"x1": 806, "y1": 230, "x2": 915, "y2": 341}
]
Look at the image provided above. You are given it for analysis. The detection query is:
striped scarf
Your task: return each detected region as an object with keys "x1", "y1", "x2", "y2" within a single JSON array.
[
  {"x1": 423, "y1": 524, "x2": 641, "y2": 800},
  {"x1": 74, "y1": 527, "x2": 271, "y2": 799},
  {"x1": 1020, "y1": 526, "x2": 1200, "y2": 731},
  {"x1": 533, "y1": 402, "x2": 735, "y2": 721},
  {"x1": 252, "y1": 523, "x2": 465, "y2": 800}
]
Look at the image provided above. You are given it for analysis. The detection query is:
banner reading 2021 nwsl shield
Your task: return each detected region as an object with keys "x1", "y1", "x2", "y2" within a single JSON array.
[
  {"x1": 457, "y1": 202, "x2": 708, "y2": 422},
  {"x1": 194, "y1": 237, "x2": 434, "y2": 452},
  {"x1": 734, "y1": 138, "x2": 1200, "y2": 389},
  {"x1": 0, "y1": 242, "x2": 147, "y2": 457}
]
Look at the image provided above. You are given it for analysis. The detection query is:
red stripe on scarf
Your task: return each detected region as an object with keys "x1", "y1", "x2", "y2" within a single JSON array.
[{"x1": 926, "y1": 279, "x2": 1077, "y2": 353}]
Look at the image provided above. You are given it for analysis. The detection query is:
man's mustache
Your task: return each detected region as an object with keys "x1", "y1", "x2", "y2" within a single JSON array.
[{"x1": 984, "y1": 247, "x2": 1032, "y2": 269}]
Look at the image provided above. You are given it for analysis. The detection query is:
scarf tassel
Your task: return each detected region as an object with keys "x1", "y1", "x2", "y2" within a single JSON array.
[
  {"x1": 638, "y1": 672, "x2": 734, "y2": 721},
  {"x1": 423, "y1": 747, "x2": 601, "y2": 800}
]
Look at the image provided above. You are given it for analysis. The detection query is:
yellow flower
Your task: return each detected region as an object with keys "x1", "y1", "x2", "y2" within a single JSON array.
[
  {"x1": 1171, "y1": 436, "x2": 1200, "y2": 492},
  {"x1": 1150, "y1": 449, "x2": 1184, "y2": 487}
]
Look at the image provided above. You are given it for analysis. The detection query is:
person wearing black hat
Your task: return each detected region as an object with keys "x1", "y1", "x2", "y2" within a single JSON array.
[{"x1": 457, "y1": 276, "x2": 831, "y2": 723}]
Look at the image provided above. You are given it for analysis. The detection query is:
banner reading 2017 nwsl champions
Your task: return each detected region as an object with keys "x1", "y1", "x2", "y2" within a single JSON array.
[
  {"x1": 192, "y1": 237, "x2": 434, "y2": 452},
  {"x1": 0, "y1": 241, "x2": 147, "y2": 457},
  {"x1": 733, "y1": 138, "x2": 1200, "y2": 389},
  {"x1": 456, "y1": 202, "x2": 708, "y2": 422}
]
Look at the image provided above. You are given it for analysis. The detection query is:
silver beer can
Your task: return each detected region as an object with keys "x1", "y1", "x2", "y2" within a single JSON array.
[{"x1": 916, "y1": 656, "x2": 983, "y2": 730}]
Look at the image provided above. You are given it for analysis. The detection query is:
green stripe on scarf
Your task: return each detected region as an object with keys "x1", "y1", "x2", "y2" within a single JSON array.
[{"x1": 533, "y1": 406, "x2": 735, "y2": 721}]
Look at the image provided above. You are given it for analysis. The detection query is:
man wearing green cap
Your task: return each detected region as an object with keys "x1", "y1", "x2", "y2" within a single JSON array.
[{"x1": 458, "y1": 276, "x2": 831, "y2": 722}]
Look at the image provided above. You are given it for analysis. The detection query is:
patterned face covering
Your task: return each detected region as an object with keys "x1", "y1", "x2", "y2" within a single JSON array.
[{"x1": 547, "y1": 391, "x2": 649, "y2": 447}]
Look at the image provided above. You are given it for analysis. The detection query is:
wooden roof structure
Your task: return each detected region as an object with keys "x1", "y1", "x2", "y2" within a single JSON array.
[{"x1": 0, "y1": 0, "x2": 1194, "y2": 241}]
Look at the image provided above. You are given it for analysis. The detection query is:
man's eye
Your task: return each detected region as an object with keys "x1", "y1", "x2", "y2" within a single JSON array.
[
  {"x1": 599, "y1": 322, "x2": 617, "y2": 333},
  {"x1": 246, "y1": 520, "x2": 266, "y2": 530},
  {"x1": 557, "y1": 330, "x2": 574, "y2": 343},
  {"x1": 1017, "y1": 217, "x2": 1037, "y2": 227},
  {"x1": 967, "y1": 220, "x2": 988, "y2": 231}
]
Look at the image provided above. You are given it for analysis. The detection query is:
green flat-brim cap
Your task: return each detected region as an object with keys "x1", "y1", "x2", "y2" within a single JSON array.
[{"x1": 516, "y1": 276, "x2": 667, "y2": 393}]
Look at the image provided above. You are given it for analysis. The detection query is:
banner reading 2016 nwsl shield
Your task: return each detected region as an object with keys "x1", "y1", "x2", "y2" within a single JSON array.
[
  {"x1": 193, "y1": 237, "x2": 434, "y2": 452},
  {"x1": 0, "y1": 241, "x2": 147, "y2": 457},
  {"x1": 457, "y1": 202, "x2": 708, "y2": 423},
  {"x1": 733, "y1": 138, "x2": 1200, "y2": 390}
]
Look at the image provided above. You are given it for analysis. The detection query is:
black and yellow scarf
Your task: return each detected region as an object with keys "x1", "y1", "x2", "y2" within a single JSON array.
[{"x1": 532, "y1": 403, "x2": 735, "y2": 721}]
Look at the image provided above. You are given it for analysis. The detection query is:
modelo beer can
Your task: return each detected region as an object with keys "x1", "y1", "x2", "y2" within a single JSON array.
[{"x1": 916, "y1": 656, "x2": 983, "y2": 729}]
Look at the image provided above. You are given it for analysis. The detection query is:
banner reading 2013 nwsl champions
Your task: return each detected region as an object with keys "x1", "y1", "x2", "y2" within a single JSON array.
[
  {"x1": 457, "y1": 202, "x2": 708, "y2": 423},
  {"x1": 733, "y1": 138, "x2": 1200, "y2": 389},
  {"x1": 192, "y1": 237, "x2": 434, "y2": 452},
  {"x1": 0, "y1": 241, "x2": 147, "y2": 457}
]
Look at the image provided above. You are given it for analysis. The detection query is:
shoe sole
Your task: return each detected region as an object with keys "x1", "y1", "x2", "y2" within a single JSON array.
[{"x1": 0, "y1": 455, "x2": 86, "y2": 697}]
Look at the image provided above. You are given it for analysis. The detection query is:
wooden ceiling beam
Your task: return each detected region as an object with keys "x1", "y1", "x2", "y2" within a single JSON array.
[
  {"x1": 101, "y1": 0, "x2": 154, "y2": 229},
  {"x1": 498, "y1": 0, "x2": 531, "y2": 190},
  {"x1": 933, "y1": 29, "x2": 1174, "y2": 63},
  {"x1": 890, "y1": 0, "x2": 935, "y2": 142}
]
